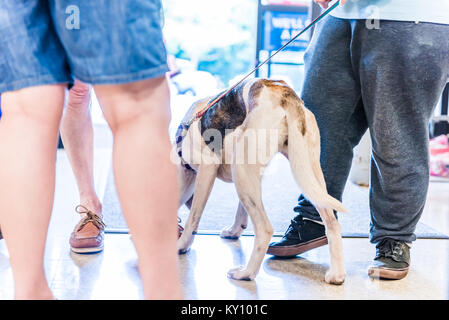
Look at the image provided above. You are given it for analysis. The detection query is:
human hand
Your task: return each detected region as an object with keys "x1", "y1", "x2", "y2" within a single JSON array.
[{"x1": 314, "y1": 0, "x2": 346, "y2": 9}]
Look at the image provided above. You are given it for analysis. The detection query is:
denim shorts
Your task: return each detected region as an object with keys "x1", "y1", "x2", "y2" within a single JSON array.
[{"x1": 0, "y1": 0, "x2": 169, "y2": 93}]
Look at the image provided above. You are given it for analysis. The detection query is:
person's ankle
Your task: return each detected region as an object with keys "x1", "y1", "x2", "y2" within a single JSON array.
[
  {"x1": 14, "y1": 282, "x2": 54, "y2": 300},
  {"x1": 79, "y1": 197, "x2": 102, "y2": 217},
  {"x1": 145, "y1": 287, "x2": 183, "y2": 300},
  {"x1": 15, "y1": 291, "x2": 54, "y2": 300}
]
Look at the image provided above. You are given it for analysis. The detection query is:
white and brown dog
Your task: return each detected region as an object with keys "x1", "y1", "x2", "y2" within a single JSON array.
[{"x1": 174, "y1": 78, "x2": 347, "y2": 284}]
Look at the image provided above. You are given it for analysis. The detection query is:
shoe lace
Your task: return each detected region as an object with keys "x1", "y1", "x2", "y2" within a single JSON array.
[
  {"x1": 75, "y1": 205, "x2": 106, "y2": 232},
  {"x1": 285, "y1": 216, "x2": 305, "y2": 240},
  {"x1": 377, "y1": 238, "x2": 404, "y2": 259},
  {"x1": 177, "y1": 217, "x2": 184, "y2": 232}
]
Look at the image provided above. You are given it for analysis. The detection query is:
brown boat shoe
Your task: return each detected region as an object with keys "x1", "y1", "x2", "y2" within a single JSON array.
[
  {"x1": 178, "y1": 217, "x2": 184, "y2": 239},
  {"x1": 70, "y1": 205, "x2": 106, "y2": 254}
]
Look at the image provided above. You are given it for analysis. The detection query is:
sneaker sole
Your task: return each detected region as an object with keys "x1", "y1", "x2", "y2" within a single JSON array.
[
  {"x1": 267, "y1": 236, "x2": 328, "y2": 257},
  {"x1": 368, "y1": 266, "x2": 409, "y2": 280},
  {"x1": 70, "y1": 245, "x2": 104, "y2": 254}
]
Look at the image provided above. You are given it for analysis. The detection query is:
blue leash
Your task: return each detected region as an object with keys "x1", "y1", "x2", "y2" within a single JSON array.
[{"x1": 191, "y1": 0, "x2": 341, "y2": 123}]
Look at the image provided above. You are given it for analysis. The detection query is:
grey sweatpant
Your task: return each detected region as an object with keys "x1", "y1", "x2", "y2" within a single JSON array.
[{"x1": 296, "y1": 16, "x2": 449, "y2": 243}]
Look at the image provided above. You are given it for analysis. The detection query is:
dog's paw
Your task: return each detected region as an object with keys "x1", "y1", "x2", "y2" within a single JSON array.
[
  {"x1": 178, "y1": 247, "x2": 190, "y2": 254},
  {"x1": 177, "y1": 238, "x2": 192, "y2": 255},
  {"x1": 325, "y1": 269, "x2": 346, "y2": 285},
  {"x1": 227, "y1": 267, "x2": 255, "y2": 281},
  {"x1": 220, "y1": 227, "x2": 241, "y2": 240}
]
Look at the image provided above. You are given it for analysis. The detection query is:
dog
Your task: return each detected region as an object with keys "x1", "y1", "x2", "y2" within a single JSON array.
[{"x1": 174, "y1": 78, "x2": 347, "y2": 284}]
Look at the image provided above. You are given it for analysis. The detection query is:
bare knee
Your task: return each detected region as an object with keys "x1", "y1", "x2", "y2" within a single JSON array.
[
  {"x1": 66, "y1": 80, "x2": 91, "y2": 112},
  {"x1": 94, "y1": 76, "x2": 170, "y2": 133},
  {"x1": 69, "y1": 80, "x2": 91, "y2": 98},
  {"x1": 2, "y1": 85, "x2": 65, "y2": 127},
  {"x1": 107, "y1": 76, "x2": 168, "y2": 99}
]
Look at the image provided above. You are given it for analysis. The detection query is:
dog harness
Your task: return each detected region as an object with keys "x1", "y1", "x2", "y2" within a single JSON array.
[{"x1": 175, "y1": 122, "x2": 196, "y2": 172}]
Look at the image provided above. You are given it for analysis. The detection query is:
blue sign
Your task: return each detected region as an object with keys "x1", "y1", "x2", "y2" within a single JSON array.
[{"x1": 261, "y1": 10, "x2": 310, "y2": 52}]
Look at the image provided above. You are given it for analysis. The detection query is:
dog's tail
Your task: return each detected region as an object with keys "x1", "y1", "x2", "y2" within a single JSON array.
[{"x1": 285, "y1": 100, "x2": 347, "y2": 214}]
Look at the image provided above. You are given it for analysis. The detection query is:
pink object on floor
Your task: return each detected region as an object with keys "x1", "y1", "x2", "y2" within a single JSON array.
[
  {"x1": 430, "y1": 160, "x2": 449, "y2": 178},
  {"x1": 429, "y1": 135, "x2": 449, "y2": 178},
  {"x1": 430, "y1": 134, "x2": 449, "y2": 145},
  {"x1": 430, "y1": 135, "x2": 449, "y2": 156}
]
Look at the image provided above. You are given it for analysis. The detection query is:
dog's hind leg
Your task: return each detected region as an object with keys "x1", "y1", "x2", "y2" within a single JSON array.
[
  {"x1": 314, "y1": 175, "x2": 346, "y2": 284},
  {"x1": 316, "y1": 206, "x2": 346, "y2": 284},
  {"x1": 306, "y1": 110, "x2": 346, "y2": 284},
  {"x1": 220, "y1": 202, "x2": 248, "y2": 239},
  {"x1": 228, "y1": 163, "x2": 273, "y2": 281},
  {"x1": 177, "y1": 164, "x2": 219, "y2": 254}
]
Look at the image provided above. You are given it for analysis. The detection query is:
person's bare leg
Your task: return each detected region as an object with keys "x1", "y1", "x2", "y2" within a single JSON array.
[
  {"x1": 94, "y1": 76, "x2": 182, "y2": 299},
  {"x1": 0, "y1": 85, "x2": 64, "y2": 299},
  {"x1": 60, "y1": 80, "x2": 102, "y2": 216}
]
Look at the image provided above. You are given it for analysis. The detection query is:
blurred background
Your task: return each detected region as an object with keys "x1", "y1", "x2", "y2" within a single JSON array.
[
  {"x1": 163, "y1": 0, "x2": 258, "y2": 88},
  {"x1": 161, "y1": 0, "x2": 314, "y2": 135},
  {"x1": 88, "y1": 0, "x2": 448, "y2": 181}
]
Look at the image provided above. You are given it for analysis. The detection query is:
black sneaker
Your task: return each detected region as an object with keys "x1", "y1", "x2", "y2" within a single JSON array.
[
  {"x1": 0, "y1": 227, "x2": 2, "y2": 240},
  {"x1": 267, "y1": 215, "x2": 327, "y2": 257},
  {"x1": 368, "y1": 238, "x2": 410, "y2": 280}
]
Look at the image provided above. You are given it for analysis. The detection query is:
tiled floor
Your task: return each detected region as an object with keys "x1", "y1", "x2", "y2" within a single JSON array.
[{"x1": 0, "y1": 144, "x2": 448, "y2": 299}]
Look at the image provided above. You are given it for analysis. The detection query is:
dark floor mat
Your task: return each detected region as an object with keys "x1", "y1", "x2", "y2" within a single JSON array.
[{"x1": 103, "y1": 155, "x2": 449, "y2": 239}]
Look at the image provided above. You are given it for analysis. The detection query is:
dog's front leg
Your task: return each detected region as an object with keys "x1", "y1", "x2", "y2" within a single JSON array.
[
  {"x1": 178, "y1": 166, "x2": 196, "y2": 209},
  {"x1": 177, "y1": 164, "x2": 219, "y2": 254},
  {"x1": 220, "y1": 202, "x2": 248, "y2": 239}
]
